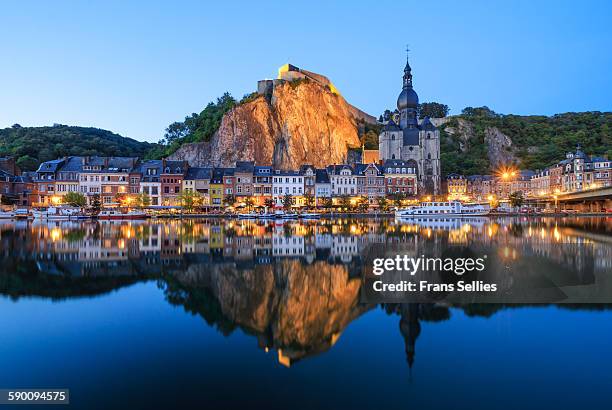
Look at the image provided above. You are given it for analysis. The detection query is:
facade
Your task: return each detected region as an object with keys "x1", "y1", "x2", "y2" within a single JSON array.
[
  {"x1": 209, "y1": 169, "x2": 225, "y2": 208},
  {"x1": 383, "y1": 159, "x2": 418, "y2": 196},
  {"x1": 272, "y1": 170, "x2": 304, "y2": 207},
  {"x1": 314, "y1": 169, "x2": 331, "y2": 205},
  {"x1": 253, "y1": 166, "x2": 273, "y2": 206},
  {"x1": 183, "y1": 167, "x2": 212, "y2": 205},
  {"x1": 378, "y1": 54, "x2": 441, "y2": 194},
  {"x1": 234, "y1": 161, "x2": 254, "y2": 200},
  {"x1": 327, "y1": 165, "x2": 356, "y2": 198},
  {"x1": 139, "y1": 160, "x2": 162, "y2": 206},
  {"x1": 354, "y1": 163, "x2": 385, "y2": 203},
  {"x1": 161, "y1": 160, "x2": 186, "y2": 206},
  {"x1": 446, "y1": 173, "x2": 467, "y2": 201}
]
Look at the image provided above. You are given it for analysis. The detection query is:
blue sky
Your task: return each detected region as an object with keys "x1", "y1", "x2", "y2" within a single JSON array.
[{"x1": 1, "y1": 0, "x2": 610, "y2": 142}]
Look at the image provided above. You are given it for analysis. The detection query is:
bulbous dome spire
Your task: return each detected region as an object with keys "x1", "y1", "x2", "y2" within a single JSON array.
[{"x1": 396, "y1": 51, "x2": 419, "y2": 111}]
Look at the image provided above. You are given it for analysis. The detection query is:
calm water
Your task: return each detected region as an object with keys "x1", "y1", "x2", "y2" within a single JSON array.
[{"x1": 0, "y1": 217, "x2": 611, "y2": 410}]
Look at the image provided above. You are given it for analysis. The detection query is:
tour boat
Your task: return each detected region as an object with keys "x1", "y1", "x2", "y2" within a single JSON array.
[
  {"x1": 0, "y1": 210, "x2": 14, "y2": 219},
  {"x1": 98, "y1": 209, "x2": 147, "y2": 220},
  {"x1": 32, "y1": 207, "x2": 83, "y2": 220},
  {"x1": 395, "y1": 201, "x2": 490, "y2": 218}
]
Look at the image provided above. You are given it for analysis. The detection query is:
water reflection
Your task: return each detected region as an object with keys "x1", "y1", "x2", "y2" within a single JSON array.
[{"x1": 0, "y1": 216, "x2": 610, "y2": 368}]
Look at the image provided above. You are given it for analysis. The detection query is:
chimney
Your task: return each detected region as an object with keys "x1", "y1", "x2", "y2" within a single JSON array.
[
  {"x1": 82, "y1": 156, "x2": 90, "y2": 165},
  {"x1": 104, "y1": 157, "x2": 109, "y2": 167}
]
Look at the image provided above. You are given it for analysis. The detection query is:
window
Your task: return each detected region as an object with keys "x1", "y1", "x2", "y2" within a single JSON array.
[{"x1": 164, "y1": 187, "x2": 169, "y2": 194}]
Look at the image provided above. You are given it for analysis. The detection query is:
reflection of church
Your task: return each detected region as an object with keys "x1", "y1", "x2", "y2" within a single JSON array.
[{"x1": 379, "y1": 53, "x2": 441, "y2": 194}]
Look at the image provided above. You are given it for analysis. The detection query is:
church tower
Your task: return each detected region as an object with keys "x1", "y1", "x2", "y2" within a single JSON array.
[{"x1": 379, "y1": 49, "x2": 442, "y2": 195}]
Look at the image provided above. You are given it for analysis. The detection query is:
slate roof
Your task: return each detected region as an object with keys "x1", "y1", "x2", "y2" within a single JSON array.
[
  {"x1": 315, "y1": 169, "x2": 330, "y2": 184},
  {"x1": 185, "y1": 167, "x2": 212, "y2": 180}
]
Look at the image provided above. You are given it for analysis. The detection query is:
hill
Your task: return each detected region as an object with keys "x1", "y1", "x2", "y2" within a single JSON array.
[
  {"x1": 438, "y1": 108, "x2": 612, "y2": 176},
  {"x1": 166, "y1": 78, "x2": 365, "y2": 169},
  {"x1": 0, "y1": 124, "x2": 157, "y2": 171}
]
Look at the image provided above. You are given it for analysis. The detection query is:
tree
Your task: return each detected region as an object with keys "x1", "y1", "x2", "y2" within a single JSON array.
[
  {"x1": 90, "y1": 194, "x2": 102, "y2": 214},
  {"x1": 339, "y1": 195, "x2": 351, "y2": 211},
  {"x1": 418, "y1": 102, "x2": 449, "y2": 119},
  {"x1": 62, "y1": 192, "x2": 86, "y2": 207},
  {"x1": 322, "y1": 197, "x2": 333, "y2": 210},
  {"x1": 178, "y1": 190, "x2": 202, "y2": 212},
  {"x1": 389, "y1": 192, "x2": 405, "y2": 208},
  {"x1": 376, "y1": 196, "x2": 389, "y2": 212},
  {"x1": 223, "y1": 194, "x2": 236, "y2": 208},
  {"x1": 244, "y1": 197, "x2": 254, "y2": 211},
  {"x1": 282, "y1": 194, "x2": 294, "y2": 211},
  {"x1": 135, "y1": 192, "x2": 151, "y2": 208},
  {"x1": 303, "y1": 192, "x2": 315, "y2": 209},
  {"x1": 508, "y1": 191, "x2": 524, "y2": 208},
  {"x1": 356, "y1": 196, "x2": 370, "y2": 212},
  {"x1": 264, "y1": 198, "x2": 275, "y2": 210},
  {"x1": 114, "y1": 192, "x2": 127, "y2": 205}
]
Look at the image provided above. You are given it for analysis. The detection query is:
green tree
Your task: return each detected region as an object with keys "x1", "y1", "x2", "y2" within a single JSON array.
[
  {"x1": 282, "y1": 194, "x2": 294, "y2": 211},
  {"x1": 508, "y1": 191, "x2": 524, "y2": 208},
  {"x1": 376, "y1": 196, "x2": 389, "y2": 212},
  {"x1": 303, "y1": 192, "x2": 315, "y2": 209},
  {"x1": 90, "y1": 193, "x2": 102, "y2": 214},
  {"x1": 223, "y1": 194, "x2": 236, "y2": 207},
  {"x1": 244, "y1": 197, "x2": 254, "y2": 211},
  {"x1": 389, "y1": 193, "x2": 405, "y2": 208},
  {"x1": 264, "y1": 198, "x2": 275, "y2": 210},
  {"x1": 62, "y1": 192, "x2": 86, "y2": 207},
  {"x1": 356, "y1": 196, "x2": 369, "y2": 212},
  {"x1": 418, "y1": 102, "x2": 449, "y2": 119},
  {"x1": 135, "y1": 192, "x2": 151, "y2": 208},
  {"x1": 178, "y1": 190, "x2": 202, "y2": 212},
  {"x1": 339, "y1": 195, "x2": 351, "y2": 210}
]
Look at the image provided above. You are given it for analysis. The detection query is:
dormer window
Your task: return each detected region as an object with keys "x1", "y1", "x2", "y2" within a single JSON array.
[
  {"x1": 165, "y1": 167, "x2": 170, "y2": 173},
  {"x1": 176, "y1": 167, "x2": 181, "y2": 173}
]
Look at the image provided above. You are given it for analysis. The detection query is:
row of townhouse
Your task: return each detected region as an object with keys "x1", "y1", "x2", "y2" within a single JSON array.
[
  {"x1": 0, "y1": 157, "x2": 36, "y2": 206},
  {"x1": 32, "y1": 156, "x2": 420, "y2": 208},
  {"x1": 445, "y1": 145, "x2": 611, "y2": 201}
]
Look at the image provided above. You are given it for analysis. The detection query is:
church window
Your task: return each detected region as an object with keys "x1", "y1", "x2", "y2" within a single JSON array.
[
  {"x1": 391, "y1": 135, "x2": 395, "y2": 140},
  {"x1": 391, "y1": 154, "x2": 395, "y2": 159},
  {"x1": 428, "y1": 153, "x2": 431, "y2": 159},
  {"x1": 409, "y1": 146, "x2": 414, "y2": 151}
]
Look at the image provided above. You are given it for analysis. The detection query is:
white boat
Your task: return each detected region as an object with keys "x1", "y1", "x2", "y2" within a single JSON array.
[
  {"x1": 98, "y1": 209, "x2": 147, "y2": 220},
  {"x1": 300, "y1": 212, "x2": 321, "y2": 219},
  {"x1": 32, "y1": 207, "x2": 83, "y2": 220},
  {"x1": 0, "y1": 210, "x2": 13, "y2": 219},
  {"x1": 13, "y1": 209, "x2": 30, "y2": 219},
  {"x1": 258, "y1": 213, "x2": 275, "y2": 219},
  {"x1": 238, "y1": 212, "x2": 258, "y2": 219},
  {"x1": 395, "y1": 201, "x2": 490, "y2": 218}
]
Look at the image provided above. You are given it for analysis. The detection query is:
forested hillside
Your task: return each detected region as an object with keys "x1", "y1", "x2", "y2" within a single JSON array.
[{"x1": 0, "y1": 124, "x2": 157, "y2": 171}]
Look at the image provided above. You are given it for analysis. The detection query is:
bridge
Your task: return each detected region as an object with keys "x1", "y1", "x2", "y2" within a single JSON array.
[{"x1": 529, "y1": 186, "x2": 612, "y2": 212}]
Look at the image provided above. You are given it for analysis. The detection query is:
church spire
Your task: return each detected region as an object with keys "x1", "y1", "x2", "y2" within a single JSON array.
[{"x1": 403, "y1": 45, "x2": 413, "y2": 89}]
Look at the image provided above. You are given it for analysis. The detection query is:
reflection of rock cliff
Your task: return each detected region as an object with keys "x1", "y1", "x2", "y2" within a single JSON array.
[
  {"x1": 164, "y1": 259, "x2": 372, "y2": 366},
  {"x1": 169, "y1": 74, "x2": 370, "y2": 169}
]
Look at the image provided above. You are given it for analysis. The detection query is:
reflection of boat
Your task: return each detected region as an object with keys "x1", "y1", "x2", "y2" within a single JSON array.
[
  {"x1": 98, "y1": 209, "x2": 147, "y2": 220},
  {"x1": 259, "y1": 213, "x2": 275, "y2": 219},
  {"x1": 396, "y1": 202, "x2": 489, "y2": 218},
  {"x1": 300, "y1": 213, "x2": 321, "y2": 219},
  {"x1": 13, "y1": 209, "x2": 30, "y2": 219},
  {"x1": 397, "y1": 217, "x2": 488, "y2": 230},
  {"x1": 32, "y1": 207, "x2": 83, "y2": 220},
  {"x1": 238, "y1": 213, "x2": 258, "y2": 219}
]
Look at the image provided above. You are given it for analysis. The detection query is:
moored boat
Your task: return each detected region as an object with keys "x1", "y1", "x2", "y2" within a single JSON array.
[
  {"x1": 300, "y1": 212, "x2": 321, "y2": 219},
  {"x1": 395, "y1": 201, "x2": 490, "y2": 218},
  {"x1": 32, "y1": 207, "x2": 83, "y2": 220},
  {"x1": 98, "y1": 209, "x2": 147, "y2": 220}
]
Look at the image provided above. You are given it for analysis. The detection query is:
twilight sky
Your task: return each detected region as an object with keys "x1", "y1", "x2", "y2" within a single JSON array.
[{"x1": 1, "y1": 0, "x2": 610, "y2": 142}]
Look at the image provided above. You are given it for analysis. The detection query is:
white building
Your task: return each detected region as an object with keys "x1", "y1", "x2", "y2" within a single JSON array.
[
  {"x1": 327, "y1": 165, "x2": 356, "y2": 196},
  {"x1": 272, "y1": 170, "x2": 304, "y2": 207}
]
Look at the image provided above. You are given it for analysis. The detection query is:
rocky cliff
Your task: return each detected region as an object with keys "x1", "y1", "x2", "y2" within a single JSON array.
[{"x1": 168, "y1": 79, "x2": 365, "y2": 168}]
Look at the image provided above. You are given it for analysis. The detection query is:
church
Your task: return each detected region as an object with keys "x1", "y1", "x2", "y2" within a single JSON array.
[{"x1": 378, "y1": 54, "x2": 441, "y2": 195}]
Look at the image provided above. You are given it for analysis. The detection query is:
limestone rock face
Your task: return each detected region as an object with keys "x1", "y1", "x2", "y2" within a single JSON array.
[
  {"x1": 484, "y1": 126, "x2": 518, "y2": 168},
  {"x1": 169, "y1": 80, "x2": 364, "y2": 168}
]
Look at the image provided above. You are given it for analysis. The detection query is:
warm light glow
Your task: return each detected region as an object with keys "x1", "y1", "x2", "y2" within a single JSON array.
[
  {"x1": 51, "y1": 195, "x2": 61, "y2": 205},
  {"x1": 50, "y1": 227, "x2": 61, "y2": 241}
]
